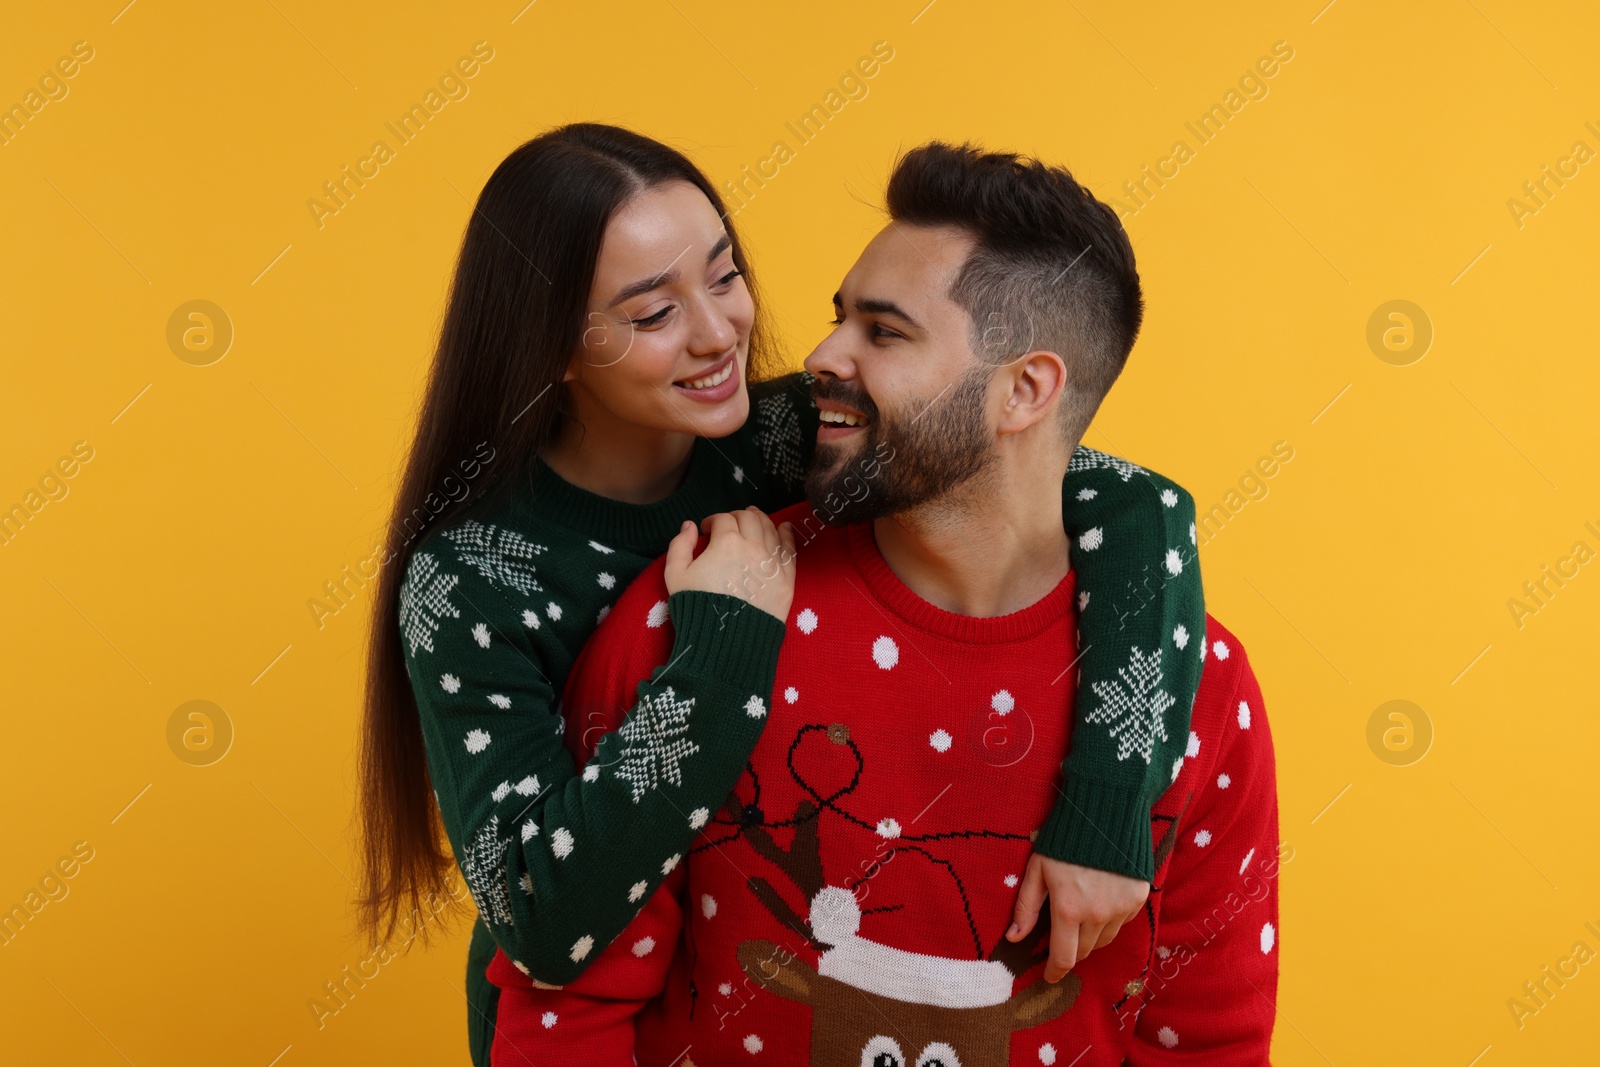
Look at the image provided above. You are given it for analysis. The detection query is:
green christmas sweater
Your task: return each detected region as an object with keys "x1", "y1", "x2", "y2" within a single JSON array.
[{"x1": 395, "y1": 371, "x2": 1204, "y2": 1066}]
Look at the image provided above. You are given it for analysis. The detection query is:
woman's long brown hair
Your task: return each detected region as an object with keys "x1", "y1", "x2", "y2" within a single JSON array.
[{"x1": 356, "y1": 123, "x2": 776, "y2": 947}]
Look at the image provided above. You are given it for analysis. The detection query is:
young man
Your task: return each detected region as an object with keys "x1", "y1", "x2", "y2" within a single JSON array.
[{"x1": 486, "y1": 143, "x2": 1281, "y2": 1064}]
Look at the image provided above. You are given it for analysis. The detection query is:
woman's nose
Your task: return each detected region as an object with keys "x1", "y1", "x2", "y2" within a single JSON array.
[{"x1": 687, "y1": 294, "x2": 738, "y2": 356}]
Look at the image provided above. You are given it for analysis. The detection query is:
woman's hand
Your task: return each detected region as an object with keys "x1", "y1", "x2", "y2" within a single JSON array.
[
  {"x1": 663, "y1": 506, "x2": 797, "y2": 624},
  {"x1": 1005, "y1": 853, "x2": 1151, "y2": 983}
]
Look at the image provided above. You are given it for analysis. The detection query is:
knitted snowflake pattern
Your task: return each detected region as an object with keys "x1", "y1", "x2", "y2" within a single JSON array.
[
  {"x1": 1084, "y1": 645, "x2": 1176, "y2": 763},
  {"x1": 755, "y1": 373, "x2": 813, "y2": 493},
  {"x1": 460, "y1": 815, "x2": 515, "y2": 927},
  {"x1": 441, "y1": 520, "x2": 547, "y2": 596},
  {"x1": 1068, "y1": 446, "x2": 1147, "y2": 483},
  {"x1": 611, "y1": 686, "x2": 701, "y2": 803},
  {"x1": 398, "y1": 551, "x2": 461, "y2": 657}
]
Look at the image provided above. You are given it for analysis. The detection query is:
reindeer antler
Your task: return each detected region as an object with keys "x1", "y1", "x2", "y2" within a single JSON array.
[
  {"x1": 740, "y1": 798, "x2": 826, "y2": 945},
  {"x1": 743, "y1": 799, "x2": 824, "y2": 895},
  {"x1": 1151, "y1": 791, "x2": 1193, "y2": 874},
  {"x1": 985, "y1": 906, "x2": 1053, "y2": 976}
]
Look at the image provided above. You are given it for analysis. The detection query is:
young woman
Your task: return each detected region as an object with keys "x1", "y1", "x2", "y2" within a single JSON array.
[{"x1": 358, "y1": 124, "x2": 1205, "y2": 1066}]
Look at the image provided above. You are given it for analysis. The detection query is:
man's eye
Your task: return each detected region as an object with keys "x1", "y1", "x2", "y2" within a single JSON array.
[
  {"x1": 632, "y1": 306, "x2": 673, "y2": 328},
  {"x1": 871, "y1": 325, "x2": 900, "y2": 341},
  {"x1": 828, "y1": 315, "x2": 845, "y2": 326}
]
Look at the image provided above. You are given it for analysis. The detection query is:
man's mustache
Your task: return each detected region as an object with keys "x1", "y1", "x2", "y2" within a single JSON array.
[{"x1": 810, "y1": 378, "x2": 879, "y2": 422}]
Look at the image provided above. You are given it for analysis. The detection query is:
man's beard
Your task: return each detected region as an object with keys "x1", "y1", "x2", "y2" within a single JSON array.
[{"x1": 804, "y1": 364, "x2": 996, "y2": 526}]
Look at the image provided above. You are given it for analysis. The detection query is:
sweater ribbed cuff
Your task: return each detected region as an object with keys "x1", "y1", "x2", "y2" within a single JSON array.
[
  {"x1": 1033, "y1": 777, "x2": 1155, "y2": 882},
  {"x1": 664, "y1": 590, "x2": 788, "y2": 682}
]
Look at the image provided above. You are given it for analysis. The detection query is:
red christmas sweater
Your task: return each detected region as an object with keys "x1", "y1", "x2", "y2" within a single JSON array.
[{"x1": 486, "y1": 502, "x2": 1280, "y2": 1066}]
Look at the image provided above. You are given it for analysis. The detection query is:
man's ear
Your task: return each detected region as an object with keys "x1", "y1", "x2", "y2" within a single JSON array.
[{"x1": 997, "y1": 349, "x2": 1066, "y2": 436}]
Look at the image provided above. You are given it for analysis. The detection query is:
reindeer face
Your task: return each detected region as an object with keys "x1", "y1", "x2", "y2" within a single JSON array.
[
  {"x1": 730, "y1": 793, "x2": 1085, "y2": 1067},
  {"x1": 737, "y1": 938, "x2": 1080, "y2": 1067},
  {"x1": 859, "y1": 1035, "x2": 960, "y2": 1067}
]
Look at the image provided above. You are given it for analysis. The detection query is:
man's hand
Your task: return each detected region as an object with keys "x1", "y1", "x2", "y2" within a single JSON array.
[{"x1": 1005, "y1": 854, "x2": 1151, "y2": 983}]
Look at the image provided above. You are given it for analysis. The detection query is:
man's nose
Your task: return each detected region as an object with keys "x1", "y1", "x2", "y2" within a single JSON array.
[{"x1": 804, "y1": 328, "x2": 857, "y2": 381}]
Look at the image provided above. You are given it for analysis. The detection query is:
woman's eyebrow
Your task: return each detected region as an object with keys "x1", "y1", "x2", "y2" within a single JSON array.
[{"x1": 608, "y1": 234, "x2": 734, "y2": 307}]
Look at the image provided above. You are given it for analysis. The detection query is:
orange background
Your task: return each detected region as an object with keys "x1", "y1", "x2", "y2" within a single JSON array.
[{"x1": 2, "y1": 1, "x2": 1597, "y2": 1063}]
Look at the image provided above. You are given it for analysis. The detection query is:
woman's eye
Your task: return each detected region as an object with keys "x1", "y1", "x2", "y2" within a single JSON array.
[
  {"x1": 715, "y1": 268, "x2": 744, "y2": 287},
  {"x1": 631, "y1": 306, "x2": 673, "y2": 329}
]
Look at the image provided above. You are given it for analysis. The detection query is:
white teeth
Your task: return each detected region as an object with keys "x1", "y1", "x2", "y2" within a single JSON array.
[
  {"x1": 681, "y1": 361, "x2": 734, "y2": 390},
  {"x1": 820, "y1": 410, "x2": 865, "y2": 426}
]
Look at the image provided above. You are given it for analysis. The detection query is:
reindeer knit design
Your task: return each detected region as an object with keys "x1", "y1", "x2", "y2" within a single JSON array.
[
  {"x1": 399, "y1": 374, "x2": 1209, "y2": 1067},
  {"x1": 485, "y1": 504, "x2": 1278, "y2": 1066}
]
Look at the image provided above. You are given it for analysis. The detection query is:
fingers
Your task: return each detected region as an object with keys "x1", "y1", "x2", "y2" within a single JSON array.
[
  {"x1": 701, "y1": 511, "x2": 741, "y2": 542},
  {"x1": 661, "y1": 520, "x2": 699, "y2": 592},
  {"x1": 1077, "y1": 911, "x2": 1135, "y2": 968},
  {"x1": 1045, "y1": 918, "x2": 1079, "y2": 984},
  {"x1": 1006, "y1": 857, "x2": 1047, "y2": 942},
  {"x1": 761, "y1": 511, "x2": 782, "y2": 560},
  {"x1": 1066, "y1": 918, "x2": 1123, "y2": 970},
  {"x1": 776, "y1": 521, "x2": 797, "y2": 574},
  {"x1": 736, "y1": 506, "x2": 781, "y2": 560},
  {"x1": 1075, "y1": 922, "x2": 1105, "y2": 964},
  {"x1": 699, "y1": 508, "x2": 784, "y2": 552},
  {"x1": 673, "y1": 509, "x2": 798, "y2": 620},
  {"x1": 728, "y1": 505, "x2": 767, "y2": 545}
]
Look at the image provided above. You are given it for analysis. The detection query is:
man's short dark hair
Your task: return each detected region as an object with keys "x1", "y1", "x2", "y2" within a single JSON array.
[{"x1": 885, "y1": 141, "x2": 1144, "y2": 442}]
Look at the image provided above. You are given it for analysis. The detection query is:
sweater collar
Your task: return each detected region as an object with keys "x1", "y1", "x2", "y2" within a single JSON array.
[
  {"x1": 844, "y1": 518, "x2": 1077, "y2": 644},
  {"x1": 509, "y1": 438, "x2": 728, "y2": 551}
]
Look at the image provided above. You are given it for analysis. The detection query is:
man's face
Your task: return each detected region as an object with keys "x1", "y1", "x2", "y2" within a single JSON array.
[{"x1": 802, "y1": 222, "x2": 999, "y2": 524}]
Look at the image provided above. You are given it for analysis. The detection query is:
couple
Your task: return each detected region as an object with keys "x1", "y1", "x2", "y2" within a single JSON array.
[{"x1": 358, "y1": 124, "x2": 1279, "y2": 1064}]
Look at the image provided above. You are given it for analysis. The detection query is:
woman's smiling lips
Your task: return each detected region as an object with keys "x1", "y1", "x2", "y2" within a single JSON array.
[{"x1": 671, "y1": 351, "x2": 740, "y2": 403}]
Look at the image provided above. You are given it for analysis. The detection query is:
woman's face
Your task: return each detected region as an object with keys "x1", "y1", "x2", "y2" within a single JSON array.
[{"x1": 565, "y1": 179, "x2": 755, "y2": 440}]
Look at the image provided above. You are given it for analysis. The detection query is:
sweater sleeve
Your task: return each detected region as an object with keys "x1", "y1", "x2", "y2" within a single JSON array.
[
  {"x1": 1032, "y1": 447, "x2": 1207, "y2": 880},
  {"x1": 400, "y1": 533, "x2": 784, "y2": 986},
  {"x1": 1126, "y1": 627, "x2": 1279, "y2": 1063},
  {"x1": 487, "y1": 868, "x2": 687, "y2": 1066},
  {"x1": 743, "y1": 370, "x2": 821, "y2": 512},
  {"x1": 487, "y1": 556, "x2": 703, "y2": 1063}
]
